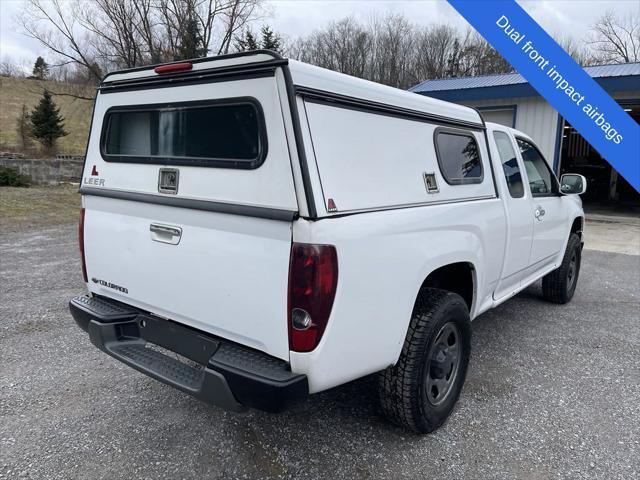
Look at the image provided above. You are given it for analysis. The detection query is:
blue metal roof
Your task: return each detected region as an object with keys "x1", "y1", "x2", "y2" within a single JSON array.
[{"x1": 410, "y1": 62, "x2": 640, "y2": 101}]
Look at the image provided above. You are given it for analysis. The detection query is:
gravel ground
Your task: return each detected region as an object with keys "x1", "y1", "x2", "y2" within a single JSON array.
[{"x1": 1, "y1": 223, "x2": 639, "y2": 480}]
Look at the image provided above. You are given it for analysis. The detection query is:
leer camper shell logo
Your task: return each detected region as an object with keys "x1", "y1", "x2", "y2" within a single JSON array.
[{"x1": 83, "y1": 165, "x2": 104, "y2": 186}]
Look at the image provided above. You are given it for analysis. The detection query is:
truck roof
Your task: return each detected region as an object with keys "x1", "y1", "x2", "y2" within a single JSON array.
[
  {"x1": 100, "y1": 50, "x2": 484, "y2": 128},
  {"x1": 485, "y1": 121, "x2": 534, "y2": 142}
]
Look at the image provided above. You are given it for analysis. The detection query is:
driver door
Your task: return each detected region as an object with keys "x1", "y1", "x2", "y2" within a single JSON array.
[{"x1": 516, "y1": 138, "x2": 568, "y2": 276}]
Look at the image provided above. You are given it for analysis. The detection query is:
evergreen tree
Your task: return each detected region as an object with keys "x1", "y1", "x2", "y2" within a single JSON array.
[
  {"x1": 32, "y1": 56, "x2": 49, "y2": 80},
  {"x1": 30, "y1": 90, "x2": 68, "y2": 151},
  {"x1": 446, "y1": 39, "x2": 461, "y2": 78},
  {"x1": 176, "y1": 16, "x2": 207, "y2": 60},
  {"x1": 246, "y1": 31, "x2": 259, "y2": 50},
  {"x1": 260, "y1": 26, "x2": 282, "y2": 53},
  {"x1": 234, "y1": 30, "x2": 259, "y2": 52}
]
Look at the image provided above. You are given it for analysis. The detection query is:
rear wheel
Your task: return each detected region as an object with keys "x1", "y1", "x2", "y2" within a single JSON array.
[
  {"x1": 542, "y1": 233, "x2": 582, "y2": 304},
  {"x1": 378, "y1": 288, "x2": 471, "y2": 433}
]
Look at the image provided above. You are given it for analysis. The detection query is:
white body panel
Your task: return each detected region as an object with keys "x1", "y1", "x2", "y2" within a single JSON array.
[
  {"x1": 84, "y1": 196, "x2": 293, "y2": 359},
  {"x1": 528, "y1": 195, "x2": 570, "y2": 268},
  {"x1": 487, "y1": 127, "x2": 534, "y2": 300},
  {"x1": 83, "y1": 67, "x2": 297, "y2": 360},
  {"x1": 82, "y1": 54, "x2": 584, "y2": 395},
  {"x1": 303, "y1": 101, "x2": 494, "y2": 213},
  {"x1": 86, "y1": 76, "x2": 297, "y2": 210},
  {"x1": 288, "y1": 60, "x2": 482, "y2": 126},
  {"x1": 289, "y1": 200, "x2": 506, "y2": 392}
]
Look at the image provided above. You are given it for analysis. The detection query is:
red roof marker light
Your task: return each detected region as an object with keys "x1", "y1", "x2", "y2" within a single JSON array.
[{"x1": 154, "y1": 62, "x2": 193, "y2": 75}]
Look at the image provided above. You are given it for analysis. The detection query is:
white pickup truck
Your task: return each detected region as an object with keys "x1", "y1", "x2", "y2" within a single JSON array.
[{"x1": 69, "y1": 50, "x2": 587, "y2": 433}]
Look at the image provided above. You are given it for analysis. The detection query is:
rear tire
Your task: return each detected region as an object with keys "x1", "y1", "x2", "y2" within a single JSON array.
[
  {"x1": 378, "y1": 288, "x2": 471, "y2": 434},
  {"x1": 542, "y1": 233, "x2": 582, "y2": 304}
]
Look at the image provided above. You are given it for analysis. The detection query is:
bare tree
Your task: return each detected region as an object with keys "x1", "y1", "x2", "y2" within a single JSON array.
[
  {"x1": 19, "y1": 0, "x2": 265, "y2": 92},
  {"x1": 0, "y1": 58, "x2": 28, "y2": 77},
  {"x1": 295, "y1": 17, "x2": 373, "y2": 79},
  {"x1": 79, "y1": 0, "x2": 149, "y2": 70},
  {"x1": 464, "y1": 32, "x2": 512, "y2": 75},
  {"x1": 21, "y1": 0, "x2": 104, "y2": 82},
  {"x1": 291, "y1": 14, "x2": 513, "y2": 89},
  {"x1": 369, "y1": 14, "x2": 415, "y2": 89},
  {"x1": 556, "y1": 34, "x2": 596, "y2": 66},
  {"x1": 589, "y1": 10, "x2": 640, "y2": 63},
  {"x1": 412, "y1": 24, "x2": 458, "y2": 84},
  {"x1": 16, "y1": 105, "x2": 34, "y2": 152},
  {"x1": 216, "y1": 0, "x2": 264, "y2": 54}
]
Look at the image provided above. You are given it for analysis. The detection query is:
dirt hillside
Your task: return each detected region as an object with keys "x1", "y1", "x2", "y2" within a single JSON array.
[{"x1": 0, "y1": 76, "x2": 94, "y2": 155}]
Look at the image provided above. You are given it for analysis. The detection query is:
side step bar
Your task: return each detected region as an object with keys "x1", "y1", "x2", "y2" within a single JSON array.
[{"x1": 69, "y1": 295, "x2": 308, "y2": 413}]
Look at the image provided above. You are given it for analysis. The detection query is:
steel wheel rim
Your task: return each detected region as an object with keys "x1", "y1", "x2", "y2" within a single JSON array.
[
  {"x1": 567, "y1": 251, "x2": 577, "y2": 290},
  {"x1": 424, "y1": 322, "x2": 462, "y2": 406}
]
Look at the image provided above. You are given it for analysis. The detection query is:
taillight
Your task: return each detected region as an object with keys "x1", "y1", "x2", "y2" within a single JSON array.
[
  {"x1": 288, "y1": 243, "x2": 338, "y2": 352},
  {"x1": 153, "y1": 62, "x2": 193, "y2": 74},
  {"x1": 79, "y1": 208, "x2": 88, "y2": 283}
]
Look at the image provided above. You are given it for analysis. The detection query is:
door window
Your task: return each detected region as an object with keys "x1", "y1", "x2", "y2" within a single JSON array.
[
  {"x1": 493, "y1": 131, "x2": 524, "y2": 198},
  {"x1": 516, "y1": 138, "x2": 559, "y2": 196}
]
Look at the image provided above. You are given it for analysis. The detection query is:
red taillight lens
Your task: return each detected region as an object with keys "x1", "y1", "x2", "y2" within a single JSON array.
[
  {"x1": 79, "y1": 208, "x2": 88, "y2": 283},
  {"x1": 153, "y1": 62, "x2": 193, "y2": 74},
  {"x1": 288, "y1": 243, "x2": 338, "y2": 352}
]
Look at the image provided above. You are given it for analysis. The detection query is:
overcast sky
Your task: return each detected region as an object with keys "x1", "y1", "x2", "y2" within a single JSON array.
[{"x1": 1, "y1": 0, "x2": 638, "y2": 66}]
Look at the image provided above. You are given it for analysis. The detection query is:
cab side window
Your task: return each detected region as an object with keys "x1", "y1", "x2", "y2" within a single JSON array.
[
  {"x1": 493, "y1": 131, "x2": 524, "y2": 198},
  {"x1": 516, "y1": 138, "x2": 559, "y2": 196}
]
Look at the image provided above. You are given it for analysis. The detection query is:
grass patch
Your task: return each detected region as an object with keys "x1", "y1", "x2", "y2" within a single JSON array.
[
  {"x1": 0, "y1": 184, "x2": 80, "y2": 231},
  {"x1": 0, "y1": 76, "x2": 94, "y2": 155}
]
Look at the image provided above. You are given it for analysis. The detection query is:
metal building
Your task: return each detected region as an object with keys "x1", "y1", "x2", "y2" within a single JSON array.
[{"x1": 411, "y1": 63, "x2": 640, "y2": 206}]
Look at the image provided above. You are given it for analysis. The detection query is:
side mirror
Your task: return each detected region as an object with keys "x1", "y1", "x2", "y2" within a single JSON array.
[{"x1": 560, "y1": 173, "x2": 587, "y2": 195}]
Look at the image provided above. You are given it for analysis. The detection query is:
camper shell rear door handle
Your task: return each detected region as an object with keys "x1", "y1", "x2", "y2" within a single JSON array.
[{"x1": 150, "y1": 224, "x2": 182, "y2": 245}]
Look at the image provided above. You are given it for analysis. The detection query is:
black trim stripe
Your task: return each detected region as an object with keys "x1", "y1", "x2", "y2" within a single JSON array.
[
  {"x1": 482, "y1": 128, "x2": 500, "y2": 198},
  {"x1": 295, "y1": 86, "x2": 485, "y2": 131},
  {"x1": 99, "y1": 61, "x2": 284, "y2": 94},
  {"x1": 281, "y1": 66, "x2": 318, "y2": 218},
  {"x1": 78, "y1": 89, "x2": 99, "y2": 194},
  {"x1": 318, "y1": 195, "x2": 499, "y2": 219},
  {"x1": 80, "y1": 187, "x2": 297, "y2": 222},
  {"x1": 101, "y1": 49, "x2": 285, "y2": 81}
]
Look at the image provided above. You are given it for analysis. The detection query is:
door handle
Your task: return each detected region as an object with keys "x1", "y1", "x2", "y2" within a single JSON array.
[
  {"x1": 150, "y1": 223, "x2": 182, "y2": 245},
  {"x1": 534, "y1": 206, "x2": 546, "y2": 221}
]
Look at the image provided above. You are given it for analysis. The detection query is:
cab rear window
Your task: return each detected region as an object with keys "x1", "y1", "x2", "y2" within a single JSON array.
[{"x1": 101, "y1": 98, "x2": 267, "y2": 169}]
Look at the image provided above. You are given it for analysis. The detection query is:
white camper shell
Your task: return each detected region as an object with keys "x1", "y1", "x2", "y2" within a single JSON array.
[{"x1": 70, "y1": 51, "x2": 586, "y2": 432}]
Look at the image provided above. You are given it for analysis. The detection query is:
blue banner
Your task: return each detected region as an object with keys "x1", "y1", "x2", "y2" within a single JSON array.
[{"x1": 447, "y1": 0, "x2": 639, "y2": 192}]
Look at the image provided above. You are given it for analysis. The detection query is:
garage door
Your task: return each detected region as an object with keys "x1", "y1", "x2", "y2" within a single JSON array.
[{"x1": 480, "y1": 108, "x2": 515, "y2": 127}]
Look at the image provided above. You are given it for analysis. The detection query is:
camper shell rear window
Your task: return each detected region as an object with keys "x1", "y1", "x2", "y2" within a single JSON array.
[{"x1": 100, "y1": 98, "x2": 267, "y2": 169}]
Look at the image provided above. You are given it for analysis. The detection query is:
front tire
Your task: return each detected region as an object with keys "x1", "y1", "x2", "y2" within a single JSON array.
[
  {"x1": 542, "y1": 233, "x2": 582, "y2": 304},
  {"x1": 378, "y1": 288, "x2": 471, "y2": 433}
]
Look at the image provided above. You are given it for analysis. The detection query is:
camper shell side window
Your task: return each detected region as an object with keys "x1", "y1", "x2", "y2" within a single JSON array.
[
  {"x1": 434, "y1": 128, "x2": 484, "y2": 185},
  {"x1": 100, "y1": 97, "x2": 268, "y2": 169}
]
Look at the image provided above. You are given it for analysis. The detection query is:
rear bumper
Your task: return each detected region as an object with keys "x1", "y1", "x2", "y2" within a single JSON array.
[{"x1": 69, "y1": 295, "x2": 308, "y2": 413}]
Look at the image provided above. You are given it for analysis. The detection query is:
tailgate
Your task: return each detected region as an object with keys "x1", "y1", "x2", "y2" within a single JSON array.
[{"x1": 81, "y1": 70, "x2": 297, "y2": 360}]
